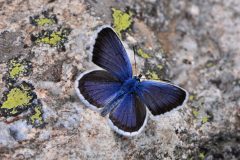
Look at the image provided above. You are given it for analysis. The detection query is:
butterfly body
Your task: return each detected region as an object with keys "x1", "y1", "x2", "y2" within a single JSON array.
[
  {"x1": 100, "y1": 76, "x2": 141, "y2": 117},
  {"x1": 75, "y1": 26, "x2": 188, "y2": 136},
  {"x1": 121, "y1": 76, "x2": 140, "y2": 93}
]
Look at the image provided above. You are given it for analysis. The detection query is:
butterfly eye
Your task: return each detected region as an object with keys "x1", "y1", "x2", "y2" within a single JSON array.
[
  {"x1": 135, "y1": 74, "x2": 142, "y2": 81},
  {"x1": 138, "y1": 74, "x2": 142, "y2": 79}
]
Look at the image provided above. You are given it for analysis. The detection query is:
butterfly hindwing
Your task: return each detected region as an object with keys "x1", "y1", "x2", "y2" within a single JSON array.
[
  {"x1": 136, "y1": 81, "x2": 188, "y2": 116},
  {"x1": 108, "y1": 93, "x2": 147, "y2": 136},
  {"x1": 92, "y1": 27, "x2": 132, "y2": 82},
  {"x1": 75, "y1": 70, "x2": 122, "y2": 111}
]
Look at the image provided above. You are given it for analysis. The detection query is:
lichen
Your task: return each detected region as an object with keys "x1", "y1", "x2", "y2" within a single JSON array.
[
  {"x1": 112, "y1": 8, "x2": 133, "y2": 37},
  {"x1": 192, "y1": 109, "x2": 199, "y2": 117},
  {"x1": 199, "y1": 152, "x2": 205, "y2": 160},
  {"x1": 202, "y1": 116, "x2": 209, "y2": 124},
  {"x1": 28, "y1": 101, "x2": 45, "y2": 128},
  {"x1": 205, "y1": 60, "x2": 217, "y2": 68},
  {"x1": 189, "y1": 94, "x2": 196, "y2": 101},
  {"x1": 31, "y1": 28, "x2": 71, "y2": 51},
  {"x1": 0, "y1": 82, "x2": 36, "y2": 117},
  {"x1": 35, "y1": 18, "x2": 56, "y2": 26},
  {"x1": 7, "y1": 58, "x2": 32, "y2": 81},
  {"x1": 9, "y1": 63, "x2": 24, "y2": 79},
  {"x1": 157, "y1": 64, "x2": 163, "y2": 70},
  {"x1": 0, "y1": 57, "x2": 45, "y2": 127},
  {"x1": 137, "y1": 48, "x2": 151, "y2": 59},
  {"x1": 30, "y1": 9, "x2": 57, "y2": 26},
  {"x1": 36, "y1": 31, "x2": 62, "y2": 46},
  {"x1": 146, "y1": 70, "x2": 159, "y2": 80}
]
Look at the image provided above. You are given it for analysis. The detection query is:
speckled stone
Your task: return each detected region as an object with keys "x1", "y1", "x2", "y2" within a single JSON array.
[{"x1": 0, "y1": 0, "x2": 239, "y2": 159}]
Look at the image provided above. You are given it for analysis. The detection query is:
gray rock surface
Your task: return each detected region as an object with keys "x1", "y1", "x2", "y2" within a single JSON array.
[{"x1": 0, "y1": 0, "x2": 239, "y2": 159}]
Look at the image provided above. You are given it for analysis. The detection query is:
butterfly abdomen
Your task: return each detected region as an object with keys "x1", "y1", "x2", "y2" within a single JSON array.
[{"x1": 100, "y1": 77, "x2": 140, "y2": 117}]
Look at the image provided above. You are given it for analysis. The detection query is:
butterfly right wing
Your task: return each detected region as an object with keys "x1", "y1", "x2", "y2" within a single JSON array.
[
  {"x1": 75, "y1": 70, "x2": 122, "y2": 111},
  {"x1": 136, "y1": 81, "x2": 188, "y2": 116},
  {"x1": 92, "y1": 26, "x2": 132, "y2": 82}
]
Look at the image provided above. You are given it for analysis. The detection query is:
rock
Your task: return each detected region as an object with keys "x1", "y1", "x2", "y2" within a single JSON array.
[{"x1": 0, "y1": 0, "x2": 239, "y2": 159}]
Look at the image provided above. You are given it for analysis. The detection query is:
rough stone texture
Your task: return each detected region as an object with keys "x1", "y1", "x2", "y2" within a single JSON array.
[{"x1": 0, "y1": 0, "x2": 239, "y2": 160}]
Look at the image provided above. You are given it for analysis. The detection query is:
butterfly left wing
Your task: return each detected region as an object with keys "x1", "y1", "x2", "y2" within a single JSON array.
[
  {"x1": 108, "y1": 93, "x2": 147, "y2": 136},
  {"x1": 75, "y1": 70, "x2": 122, "y2": 111},
  {"x1": 92, "y1": 27, "x2": 132, "y2": 82},
  {"x1": 136, "y1": 81, "x2": 188, "y2": 116}
]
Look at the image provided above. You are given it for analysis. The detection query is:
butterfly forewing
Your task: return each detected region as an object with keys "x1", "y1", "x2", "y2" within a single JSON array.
[
  {"x1": 92, "y1": 27, "x2": 132, "y2": 82},
  {"x1": 136, "y1": 81, "x2": 188, "y2": 116}
]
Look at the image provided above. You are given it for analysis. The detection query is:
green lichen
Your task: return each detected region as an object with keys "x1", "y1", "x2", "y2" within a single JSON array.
[
  {"x1": 30, "y1": 10, "x2": 57, "y2": 26},
  {"x1": 202, "y1": 116, "x2": 209, "y2": 124},
  {"x1": 146, "y1": 70, "x2": 159, "y2": 80},
  {"x1": 0, "y1": 82, "x2": 35, "y2": 117},
  {"x1": 31, "y1": 28, "x2": 71, "y2": 51},
  {"x1": 137, "y1": 48, "x2": 151, "y2": 59},
  {"x1": 36, "y1": 18, "x2": 55, "y2": 26},
  {"x1": 112, "y1": 8, "x2": 133, "y2": 37},
  {"x1": 28, "y1": 102, "x2": 45, "y2": 128},
  {"x1": 7, "y1": 58, "x2": 32, "y2": 80},
  {"x1": 1, "y1": 88, "x2": 31, "y2": 110},
  {"x1": 157, "y1": 64, "x2": 163, "y2": 70},
  {"x1": 206, "y1": 62, "x2": 214, "y2": 68},
  {"x1": 199, "y1": 152, "x2": 205, "y2": 160},
  {"x1": 192, "y1": 109, "x2": 199, "y2": 117},
  {"x1": 189, "y1": 95, "x2": 195, "y2": 101},
  {"x1": 205, "y1": 60, "x2": 216, "y2": 68},
  {"x1": 9, "y1": 62, "x2": 24, "y2": 79},
  {"x1": 36, "y1": 31, "x2": 62, "y2": 46}
]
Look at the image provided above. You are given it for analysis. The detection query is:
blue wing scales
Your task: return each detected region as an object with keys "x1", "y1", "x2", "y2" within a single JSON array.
[
  {"x1": 75, "y1": 70, "x2": 122, "y2": 110},
  {"x1": 136, "y1": 81, "x2": 188, "y2": 116},
  {"x1": 92, "y1": 27, "x2": 132, "y2": 82},
  {"x1": 108, "y1": 93, "x2": 147, "y2": 136}
]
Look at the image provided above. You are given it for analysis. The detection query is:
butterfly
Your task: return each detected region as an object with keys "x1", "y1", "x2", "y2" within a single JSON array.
[{"x1": 75, "y1": 25, "x2": 188, "y2": 136}]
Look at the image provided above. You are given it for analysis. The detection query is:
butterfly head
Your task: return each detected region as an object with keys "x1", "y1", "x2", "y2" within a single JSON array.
[{"x1": 134, "y1": 74, "x2": 142, "y2": 82}]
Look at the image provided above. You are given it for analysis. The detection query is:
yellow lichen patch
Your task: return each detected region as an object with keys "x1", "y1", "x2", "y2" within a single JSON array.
[
  {"x1": 112, "y1": 8, "x2": 133, "y2": 37},
  {"x1": 36, "y1": 31, "x2": 62, "y2": 46},
  {"x1": 192, "y1": 109, "x2": 199, "y2": 117},
  {"x1": 31, "y1": 28, "x2": 71, "y2": 51},
  {"x1": 157, "y1": 64, "x2": 163, "y2": 70},
  {"x1": 9, "y1": 62, "x2": 24, "y2": 79},
  {"x1": 7, "y1": 58, "x2": 32, "y2": 81},
  {"x1": 199, "y1": 152, "x2": 205, "y2": 160},
  {"x1": 137, "y1": 48, "x2": 151, "y2": 59},
  {"x1": 202, "y1": 116, "x2": 209, "y2": 124},
  {"x1": 29, "y1": 105, "x2": 44, "y2": 127},
  {"x1": 35, "y1": 18, "x2": 55, "y2": 26},
  {"x1": 147, "y1": 70, "x2": 159, "y2": 80},
  {"x1": 189, "y1": 95, "x2": 196, "y2": 101},
  {"x1": 1, "y1": 87, "x2": 33, "y2": 114}
]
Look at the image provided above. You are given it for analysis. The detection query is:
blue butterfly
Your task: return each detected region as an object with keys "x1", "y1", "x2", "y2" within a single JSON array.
[{"x1": 75, "y1": 26, "x2": 188, "y2": 136}]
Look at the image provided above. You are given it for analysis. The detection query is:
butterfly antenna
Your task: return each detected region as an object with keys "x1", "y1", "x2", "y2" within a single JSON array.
[{"x1": 133, "y1": 45, "x2": 138, "y2": 75}]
